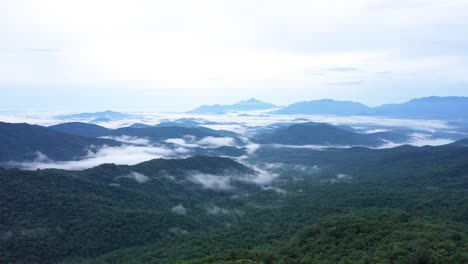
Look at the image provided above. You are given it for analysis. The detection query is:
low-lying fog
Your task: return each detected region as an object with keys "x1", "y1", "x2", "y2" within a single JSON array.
[{"x1": 1, "y1": 110, "x2": 465, "y2": 171}]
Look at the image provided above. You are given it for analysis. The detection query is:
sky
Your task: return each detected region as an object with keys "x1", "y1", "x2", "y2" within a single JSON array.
[{"x1": 1, "y1": 0, "x2": 468, "y2": 112}]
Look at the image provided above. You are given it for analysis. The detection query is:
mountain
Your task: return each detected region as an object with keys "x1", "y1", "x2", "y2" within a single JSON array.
[
  {"x1": 0, "y1": 122, "x2": 120, "y2": 162},
  {"x1": 447, "y1": 138, "x2": 468, "y2": 147},
  {"x1": 254, "y1": 122, "x2": 388, "y2": 147},
  {"x1": 48, "y1": 122, "x2": 233, "y2": 142},
  {"x1": 129, "y1": 123, "x2": 153, "y2": 128},
  {"x1": 190, "y1": 209, "x2": 468, "y2": 263},
  {"x1": 0, "y1": 156, "x2": 258, "y2": 263},
  {"x1": 156, "y1": 118, "x2": 209, "y2": 127},
  {"x1": 189, "y1": 98, "x2": 277, "y2": 114},
  {"x1": 55, "y1": 110, "x2": 139, "y2": 121},
  {"x1": 371, "y1": 96, "x2": 468, "y2": 119},
  {"x1": 271, "y1": 99, "x2": 370, "y2": 115},
  {"x1": 110, "y1": 126, "x2": 228, "y2": 141},
  {"x1": 49, "y1": 122, "x2": 112, "y2": 137},
  {"x1": 3, "y1": 144, "x2": 468, "y2": 263},
  {"x1": 271, "y1": 96, "x2": 468, "y2": 120}
]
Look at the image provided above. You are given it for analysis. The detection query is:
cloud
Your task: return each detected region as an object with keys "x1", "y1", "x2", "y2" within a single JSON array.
[
  {"x1": 2, "y1": 1, "x2": 468, "y2": 111},
  {"x1": 165, "y1": 136, "x2": 238, "y2": 149},
  {"x1": 377, "y1": 133, "x2": 454, "y2": 148},
  {"x1": 329, "y1": 173, "x2": 353, "y2": 183},
  {"x1": 236, "y1": 164, "x2": 279, "y2": 186},
  {"x1": 267, "y1": 144, "x2": 352, "y2": 150},
  {"x1": 408, "y1": 133, "x2": 454, "y2": 147},
  {"x1": 22, "y1": 48, "x2": 62, "y2": 53},
  {"x1": 189, "y1": 173, "x2": 233, "y2": 191},
  {"x1": 187, "y1": 162, "x2": 280, "y2": 190},
  {"x1": 100, "y1": 135, "x2": 151, "y2": 145},
  {"x1": 240, "y1": 138, "x2": 260, "y2": 155},
  {"x1": 116, "y1": 172, "x2": 149, "y2": 183},
  {"x1": 323, "y1": 67, "x2": 360, "y2": 72},
  {"x1": 1, "y1": 111, "x2": 462, "y2": 172},
  {"x1": 261, "y1": 162, "x2": 319, "y2": 174},
  {"x1": 33, "y1": 151, "x2": 50, "y2": 162},
  {"x1": 9, "y1": 144, "x2": 190, "y2": 170},
  {"x1": 196, "y1": 136, "x2": 237, "y2": 148},
  {"x1": 189, "y1": 112, "x2": 454, "y2": 133},
  {"x1": 262, "y1": 186, "x2": 287, "y2": 195},
  {"x1": 322, "y1": 81, "x2": 363, "y2": 86},
  {"x1": 171, "y1": 204, "x2": 187, "y2": 215},
  {"x1": 362, "y1": 129, "x2": 391, "y2": 134},
  {"x1": 202, "y1": 124, "x2": 248, "y2": 134}
]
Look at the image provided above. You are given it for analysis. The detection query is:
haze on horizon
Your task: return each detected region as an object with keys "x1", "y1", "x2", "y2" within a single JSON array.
[{"x1": 1, "y1": 0, "x2": 468, "y2": 112}]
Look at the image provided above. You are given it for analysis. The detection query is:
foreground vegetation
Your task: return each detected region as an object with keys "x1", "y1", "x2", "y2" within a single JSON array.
[{"x1": 1, "y1": 143, "x2": 468, "y2": 263}]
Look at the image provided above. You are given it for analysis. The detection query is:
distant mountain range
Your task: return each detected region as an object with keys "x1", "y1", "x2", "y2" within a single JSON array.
[
  {"x1": 54, "y1": 96, "x2": 468, "y2": 121},
  {"x1": 271, "y1": 99, "x2": 370, "y2": 115},
  {"x1": 271, "y1": 96, "x2": 468, "y2": 119},
  {"x1": 0, "y1": 122, "x2": 120, "y2": 162},
  {"x1": 371, "y1": 96, "x2": 468, "y2": 119},
  {"x1": 56, "y1": 110, "x2": 140, "y2": 121},
  {"x1": 188, "y1": 98, "x2": 277, "y2": 114}
]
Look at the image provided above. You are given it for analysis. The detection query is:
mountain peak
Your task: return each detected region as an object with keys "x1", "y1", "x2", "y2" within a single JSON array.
[
  {"x1": 245, "y1": 98, "x2": 261, "y2": 103},
  {"x1": 235, "y1": 98, "x2": 271, "y2": 105},
  {"x1": 189, "y1": 98, "x2": 277, "y2": 114}
]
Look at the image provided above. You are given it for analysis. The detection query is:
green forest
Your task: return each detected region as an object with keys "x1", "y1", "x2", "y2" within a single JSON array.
[{"x1": 1, "y1": 146, "x2": 468, "y2": 263}]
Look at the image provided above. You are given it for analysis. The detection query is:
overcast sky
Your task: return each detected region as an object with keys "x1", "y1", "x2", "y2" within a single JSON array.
[{"x1": 1, "y1": 0, "x2": 468, "y2": 112}]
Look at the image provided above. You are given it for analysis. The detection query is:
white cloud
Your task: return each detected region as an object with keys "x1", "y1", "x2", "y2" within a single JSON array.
[
  {"x1": 10, "y1": 144, "x2": 190, "y2": 170},
  {"x1": 1, "y1": 0, "x2": 468, "y2": 111},
  {"x1": 196, "y1": 137, "x2": 237, "y2": 148},
  {"x1": 407, "y1": 133, "x2": 454, "y2": 147},
  {"x1": 165, "y1": 136, "x2": 238, "y2": 149},
  {"x1": 330, "y1": 173, "x2": 353, "y2": 183},
  {"x1": 171, "y1": 204, "x2": 187, "y2": 215},
  {"x1": 267, "y1": 144, "x2": 352, "y2": 150},
  {"x1": 100, "y1": 135, "x2": 151, "y2": 145},
  {"x1": 187, "y1": 162, "x2": 280, "y2": 190},
  {"x1": 377, "y1": 133, "x2": 454, "y2": 148},
  {"x1": 189, "y1": 173, "x2": 233, "y2": 191},
  {"x1": 262, "y1": 186, "x2": 287, "y2": 195},
  {"x1": 117, "y1": 172, "x2": 149, "y2": 183}
]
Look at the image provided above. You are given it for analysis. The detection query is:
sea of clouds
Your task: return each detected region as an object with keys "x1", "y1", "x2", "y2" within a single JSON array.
[{"x1": 1, "y1": 111, "x2": 464, "y2": 172}]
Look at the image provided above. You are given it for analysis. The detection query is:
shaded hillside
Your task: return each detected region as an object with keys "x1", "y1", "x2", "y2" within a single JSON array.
[
  {"x1": 49, "y1": 122, "x2": 112, "y2": 137},
  {"x1": 0, "y1": 122, "x2": 120, "y2": 162},
  {"x1": 254, "y1": 122, "x2": 387, "y2": 147},
  {"x1": 49, "y1": 122, "x2": 235, "y2": 141}
]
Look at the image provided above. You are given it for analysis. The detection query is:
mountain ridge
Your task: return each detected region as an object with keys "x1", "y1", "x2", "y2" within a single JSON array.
[
  {"x1": 270, "y1": 96, "x2": 468, "y2": 120},
  {"x1": 0, "y1": 122, "x2": 120, "y2": 162},
  {"x1": 188, "y1": 98, "x2": 277, "y2": 114}
]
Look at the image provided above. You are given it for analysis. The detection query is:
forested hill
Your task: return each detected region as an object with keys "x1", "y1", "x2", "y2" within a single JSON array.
[
  {"x1": 0, "y1": 122, "x2": 120, "y2": 162},
  {"x1": 1, "y1": 143, "x2": 468, "y2": 263},
  {"x1": 0, "y1": 156, "x2": 257, "y2": 263}
]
